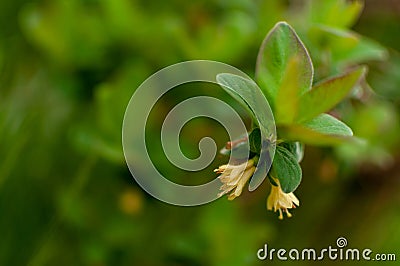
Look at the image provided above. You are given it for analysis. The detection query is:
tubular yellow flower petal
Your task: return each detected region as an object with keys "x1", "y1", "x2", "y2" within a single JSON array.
[
  {"x1": 227, "y1": 166, "x2": 255, "y2": 200},
  {"x1": 267, "y1": 177, "x2": 300, "y2": 219},
  {"x1": 215, "y1": 159, "x2": 255, "y2": 200}
]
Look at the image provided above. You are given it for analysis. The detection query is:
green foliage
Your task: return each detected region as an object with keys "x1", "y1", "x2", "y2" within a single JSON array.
[
  {"x1": 216, "y1": 73, "x2": 275, "y2": 190},
  {"x1": 279, "y1": 114, "x2": 353, "y2": 145},
  {"x1": 217, "y1": 74, "x2": 274, "y2": 141},
  {"x1": 297, "y1": 67, "x2": 366, "y2": 122},
  {"x1": 216, "y1": 73, "x2": 275, "y2": 140},
  {"x1": 280, "y1": 142, "x2": 304, "y2": 163},
  {"x1": 299, "y1": 113, "x2": 353, "y2": 138},
  {"x1": 274, "y1": 56, "x2": 304, "y2": 124},
  {"x1": 249, "y1": 128, "x2": 261, "y2": 154},
  {"x1": 290, "y1": 0, "x2": 388, "y2": 80},
  {"x1": 217, "y1": 21, "x2": 366, "y2": 194},
  {"x1": 306, "y1": 0, "x2": 364, "y2": 29},
  {"x1": 256, "y1": 22, "x2": 313, "y2": 106},
  {"x1": 271, "y1": 145, "x2": 302, "y2": 193},
  {"x1": 1, "y1": 0, "x2": 400, "y2": 265}
]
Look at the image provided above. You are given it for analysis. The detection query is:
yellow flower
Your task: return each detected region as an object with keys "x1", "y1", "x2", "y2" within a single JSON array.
[
  {"x1": 215, "y1": 159, "x2": 256, "y2": 200},
  {"x1": 267, "y1": 177, "x2": 300, "y2": 219}
]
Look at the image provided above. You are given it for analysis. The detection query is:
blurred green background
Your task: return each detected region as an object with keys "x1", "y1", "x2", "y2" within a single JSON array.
[{"x1": 1, "y1": 0, "x2": 400, "y2": 265}]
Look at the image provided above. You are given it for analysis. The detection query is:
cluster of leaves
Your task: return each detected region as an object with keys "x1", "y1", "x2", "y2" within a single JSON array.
[
  {"x1": 217, "y1": 22, "x2": 366, "y2": 193},
  {"x1": 0, "y1": 0, "x2": 399, "y2": 265},
  {"x1": 290, "y1": 0, "x2": 387, "y2": 79},
  {"x1": 289, "y1": 0, "x2": 399, "y2": 168}
]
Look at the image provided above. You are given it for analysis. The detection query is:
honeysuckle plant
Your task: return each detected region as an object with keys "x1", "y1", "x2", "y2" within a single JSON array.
[{"x1": 215, "y1": 21, "x2": 366, "y2": 219}]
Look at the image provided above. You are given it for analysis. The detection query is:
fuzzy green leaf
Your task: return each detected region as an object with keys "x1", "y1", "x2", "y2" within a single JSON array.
[
  {"x1": 279, "y1": 114, "x2": 353, "y2": 145},
  {"x1": 216, "y1": 73, "x2": 276, "y2": 191},
  {"x1": 303, "y1": 113, "x2": 353, "y2": 135},
  {"x1": 281, "y1": 142, "x2": 304, "y2": 163},
  {"x1": 275, "y1": 55, "x2": 302, "y2": 124},
  {"x1": 272, "y1": 145, "x2": 302, "y2": 193},
  {"x1": 216, "y1": 73, "x2": 275, "y2": 138},
  {"x1": 297, "y1": 66, "x2": 366, "y2": 122},
  {"x1": 256, "y1": 21, "x2": 313, "y2": 108}
]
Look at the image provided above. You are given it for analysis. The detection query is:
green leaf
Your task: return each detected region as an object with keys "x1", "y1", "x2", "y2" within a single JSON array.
[
  {"x1": 275, "y1": 55, "x2": 302, "y2": 124},
  {"x1": 304, "y1": 113, "x2": 353, "y2": 136},
  {"x1": 281, "y1": 142, "x2": 304, "y2": 163},
  {"x1": 297, "y1": 66, "x2": 366, "y2": 122},
  {"x1": 279, "y1": 114, "x2": 353, "y2": 145},
  {"x1": 307, "y1": 26, "x2": 388, "y2": 67},
  {"x1": 216, "y1": 73, "x2": 275, "y2": 138},
  {"x1": 216, "y1": 76, "x2": 255, "y2": 121},
  {"x1": 339, "y1": 36, "x2": 388, "y2": 65},
  {"x1": 272, "y1": 146, "x2": 302, "y2": 193},
  {"x1": 249, "y1": 128, "x2": 261, "y2": 154},
  {"x1": 308, "y1": 0, "x2": 364, "y2": 28},
  {"x1": 216, "y1": 73, "x2": 276, "y2": 191},
  {"x1": 308, "y1": 25, "x2": 359, "y2": 53},
  {"x1": 256, "y1": 21, "x2": 313, "y2": 108}
]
